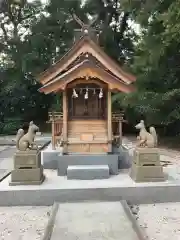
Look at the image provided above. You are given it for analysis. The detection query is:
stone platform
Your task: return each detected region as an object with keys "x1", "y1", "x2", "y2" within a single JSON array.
[
  {"x1": 41, "y1": 144, "x2": 131, "y2": 171},
  {"x1": 0, "y1": 168, "x2": 180, "y2": 206}
]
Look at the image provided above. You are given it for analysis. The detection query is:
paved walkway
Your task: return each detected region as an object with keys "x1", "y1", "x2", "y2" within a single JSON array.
[{"x1": 51, "y1": 202, "x2": 139, "y2": 240}]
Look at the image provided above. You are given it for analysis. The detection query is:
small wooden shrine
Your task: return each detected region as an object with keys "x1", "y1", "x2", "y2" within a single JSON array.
[{"x1": 37, "y1": 16, "x2": 136, "y2": 154}]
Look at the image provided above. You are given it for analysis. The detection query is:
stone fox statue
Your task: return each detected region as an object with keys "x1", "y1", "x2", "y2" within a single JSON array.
[
  {"x1": 16, "y1": 121, "x2": 39, "y2": 151},
  {"x1": 135, "y1": 120, "x2": 158, "y2": 148}
]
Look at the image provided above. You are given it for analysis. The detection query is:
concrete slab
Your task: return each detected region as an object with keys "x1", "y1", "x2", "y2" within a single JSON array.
[
  {"x1": 113, "y1": 145, "x2": 133, "y2": 169},
  {"x1": 0, "y1": 167, "x2": 180, "y2": 206},
  {"x1": 0, "y1": 169, "x2": 11, "y2": 182},
  {"x1": 0, "y1": 146, "x2": 9, "y2": 152},
  {"x1": 41, "y1": 148, "x2": 61, "y2": 169},
  {"x1": 67, "y1": 165, "x2": 109, "y2": 180},
  {"x1": 0, "y1": 146, "x2": 16, "y2": 158},
  {"x1": 0, "y1": 157, "x2": 13, "y2": 170},
  {"x1": 51, "y1": 202, "x2": 139, "y2": 240}
]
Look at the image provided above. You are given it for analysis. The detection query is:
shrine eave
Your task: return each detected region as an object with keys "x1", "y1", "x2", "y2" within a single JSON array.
[
  {"x1": 36, "y1": 35, "x2": 136, "y2": 86},
  {"x1": 38, "y1": 59, "x2": 135, "y2": 94}
]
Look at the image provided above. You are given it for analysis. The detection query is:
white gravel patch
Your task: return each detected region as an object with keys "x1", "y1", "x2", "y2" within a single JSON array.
[
  {"x1": 0, "y1": 206, "x2": 51, "y2": 240},
  {"x1": 123, "y1": 137, "x2": 180, "y2": 239},
  {"x1": 137, "y1": 203, "x2": 180, "y2": 240},
  {"x1": 0, "y1": 146, "x2": 8, "y2": 152}
]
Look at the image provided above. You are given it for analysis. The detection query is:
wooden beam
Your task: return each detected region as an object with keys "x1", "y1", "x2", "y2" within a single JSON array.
[
  {"x1": 67, "y1": 78, "x2": 107, "y2": 89},
  {"x1": 63, "y1": 91, "x2": 68, "y2": 153},
  {"x1": 107, "y1": 90, "x2": 112, "y2": 152}
]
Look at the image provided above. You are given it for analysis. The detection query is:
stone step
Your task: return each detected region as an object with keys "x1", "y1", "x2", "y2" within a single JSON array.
[
  {"x1": 57, "y1": 154, "x2": 119, "y2": 176},
  {"x1": 67, "y1": 164, "x2": 110, "y2": 180}
]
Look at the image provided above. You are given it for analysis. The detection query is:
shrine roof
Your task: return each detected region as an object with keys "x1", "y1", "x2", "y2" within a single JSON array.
[
  {"x1": 39, "y1": 60, "x2": 86, "y2": 89},
  {"x1": 38, "y1": 59, "x2": 135, "y2": 94},
  {"x1": 36, "y1": 35, "x2": 136, "y2": 86}
]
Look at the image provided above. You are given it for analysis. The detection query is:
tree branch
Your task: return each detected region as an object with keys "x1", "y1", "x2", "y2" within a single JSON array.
[
  {"x1": 119, "y1": 12, "x2": 130, "y2": 36},
  {"x1": 0, "y1": 22, "x2": 8, "y2": 42}
]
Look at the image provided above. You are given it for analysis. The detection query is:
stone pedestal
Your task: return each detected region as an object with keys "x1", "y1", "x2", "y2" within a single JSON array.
[
  {"x1": 13, "y1": 150, "x2": 41, "y2": 169},
  {"x1": 129, "y1": 148, "x2": 164, "y2": 182},
  {"x1": 10, "y1": 150, "x2": 45, "y2": 186}
]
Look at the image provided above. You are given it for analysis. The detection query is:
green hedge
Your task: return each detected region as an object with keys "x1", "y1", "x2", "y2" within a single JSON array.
[{"x1": 0, "y1": 118, "x2": 22, "y2": 135}]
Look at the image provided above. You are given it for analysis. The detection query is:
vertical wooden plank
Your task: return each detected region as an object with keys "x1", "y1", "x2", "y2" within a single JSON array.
[
  {"x1": 63, "y1": 91, "x2": 68, "y2": 153},
  {"x1": 107, "y1": 90, "x2": 112, "y2": 152}
]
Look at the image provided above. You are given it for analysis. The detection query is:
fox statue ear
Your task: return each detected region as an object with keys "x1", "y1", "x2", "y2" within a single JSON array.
[
  {"x1": 29, "y1": 121, "x2": 34, "y2": 125},
  {"x1": 140, "y1": 120, "x2": 144, "y2": 124}
]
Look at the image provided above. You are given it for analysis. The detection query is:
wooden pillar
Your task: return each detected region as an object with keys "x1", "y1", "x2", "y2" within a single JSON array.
[
  {"x1": 107, "y1": 90, "x2": 112, "y2": 152},
  {"x1": 63, "y1": 91, "x2": 68, "y2": 153}
]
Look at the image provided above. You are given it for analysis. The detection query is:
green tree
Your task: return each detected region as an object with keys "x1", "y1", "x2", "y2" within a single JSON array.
[
  {"x1": 115, "y1": 0, "x2": 180, "y2": 135},
  {"x1": 84, "y1": 0, "x2": 137, "y2": 64},
  {"x1": 0, "y1": 0, "x2": 88, "y2": 134},
  {"x1": 0, "y1": 0, "x2": 52, "y2": 133}
]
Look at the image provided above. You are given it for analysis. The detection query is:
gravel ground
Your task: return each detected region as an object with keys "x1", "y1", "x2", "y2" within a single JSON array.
[
  {"x1": 137, "y1": 203, "x2": 180, "y2": 240},
  {"x1": 0, "y1": 206, "x2": 51, "y2": 240},
  {"x1": 0, "y1": 146, "x2": 8, "y2": 152},
  {"x1": 123, "y1": 137, "x2": 180, "y2": 240}
]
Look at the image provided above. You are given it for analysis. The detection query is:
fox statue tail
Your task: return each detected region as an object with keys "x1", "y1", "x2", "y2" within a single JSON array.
[
  {"x1": 149, "y1": 126, "x2": 158, "y2": 147},
  {"x1": 15, "y1": 129, "x2": 24, "y2": 150}
]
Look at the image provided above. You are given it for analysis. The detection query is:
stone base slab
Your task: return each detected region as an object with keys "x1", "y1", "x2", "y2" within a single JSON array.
[
  {"x1": 1, "y1": 169, "x2": 180, "y2": 206},
  {"x1": 130, "y1": 163, "x2": 165, "y2": 182},
  {"x1": 10, "y1": 166, "x2": 44, "y2": 183},
  {"x1": 67, "y1": 165, "x2": 110, "y2": 180},
  {"x1": 9, "y1": 174, "x2": 45, "y2": 186},
  {"x1": 14, "y1": 150, "x2": 41, "y2": 169}
]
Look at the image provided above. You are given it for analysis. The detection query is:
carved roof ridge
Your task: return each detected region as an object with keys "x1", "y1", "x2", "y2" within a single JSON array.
[{"x1": 36, "y1": 35, "x2": 136, "y2": 85}]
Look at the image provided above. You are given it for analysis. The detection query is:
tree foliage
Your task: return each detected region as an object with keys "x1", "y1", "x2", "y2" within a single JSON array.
[
  {"x1": 1, "y1": 0, "x2": 180, "y2": 135},
  {"x1": 114, "y1": 0, "x2": 180, "y2": 135}
]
